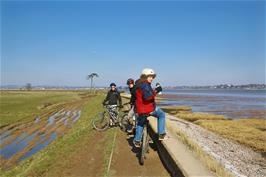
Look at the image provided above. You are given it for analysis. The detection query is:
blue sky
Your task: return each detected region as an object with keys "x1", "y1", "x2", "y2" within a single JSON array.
[{"x1": 1, "y1": 1, "x2": 265, "y2": 87}]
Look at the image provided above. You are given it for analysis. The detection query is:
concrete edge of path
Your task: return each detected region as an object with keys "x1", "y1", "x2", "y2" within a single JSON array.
[{"x1": 148, "y1": 116, "x2": 216, "y2": 177}]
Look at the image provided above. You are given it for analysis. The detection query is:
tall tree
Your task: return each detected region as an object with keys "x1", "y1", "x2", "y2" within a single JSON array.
[{"x1": 87, "y1": 73, "x2": 99, "y2": 93}]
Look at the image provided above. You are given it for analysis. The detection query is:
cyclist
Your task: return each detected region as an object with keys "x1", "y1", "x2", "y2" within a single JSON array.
[
  {"x1": 126, "y1": 78, "x2": 137, "y2": 133},
  {"x1": 133, "y1": 68, "x2": 167, "y2": 147},
  {"x1": 103, "y1": 83, "x2": 123, "y2": 125}
]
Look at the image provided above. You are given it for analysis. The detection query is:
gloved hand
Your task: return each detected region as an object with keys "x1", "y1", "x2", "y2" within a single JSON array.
[{"x1": 155, "y1": 83, "x2": 162, "y2": 93}]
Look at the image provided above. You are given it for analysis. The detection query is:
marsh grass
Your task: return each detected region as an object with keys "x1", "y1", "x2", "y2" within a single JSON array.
[
  {"x1": 161, "y1": 106, "x2": 192, "y2": 114},
  {"x1": 195, "y1": 119, "x2": 266, "y2": 152},
  {"x1": 176, "y1": 112, "x2": 226, "y2": 122}
]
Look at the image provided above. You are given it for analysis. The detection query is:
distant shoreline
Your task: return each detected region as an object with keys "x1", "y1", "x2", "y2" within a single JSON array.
[
  {"x1": 1, "y1": 83, "x2": 265, "y2": 90},
  {"x1": 164, "y1": 88, "x2": 266, "y2": 91},
  {"x1": 1, "y1": 88, "x2": 266, "y2": 91}
]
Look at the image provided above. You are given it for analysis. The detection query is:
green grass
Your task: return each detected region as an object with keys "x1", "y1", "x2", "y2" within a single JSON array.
[
  {"x1": 195, "y1": 118, "x2": 266, "y2": 152},
  {"x1": 0, "y1": 91, "x2": 83, "y2": 126},
  {"x1": 0, "y1": 94, "x2": 106, "y2": 177}
]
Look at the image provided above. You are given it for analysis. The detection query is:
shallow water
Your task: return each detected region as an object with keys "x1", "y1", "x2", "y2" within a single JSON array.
[
  {"x1": 19, "y1": 132, "x2": 57, "y2": 161},
  {"x1": 0, "y1": 109, "x2": 82, "y2": 164},
  {"x1": 1, "y1": 132, "x2": 37, "y2": 159},
  {"x1": 159, "y1": 89, "x2": 266, "y2": 119}
]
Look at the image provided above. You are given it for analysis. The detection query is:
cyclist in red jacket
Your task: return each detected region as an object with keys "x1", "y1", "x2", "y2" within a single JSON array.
[{"x1": 133, "y1": 68, "x2": 166, "y2": 147}]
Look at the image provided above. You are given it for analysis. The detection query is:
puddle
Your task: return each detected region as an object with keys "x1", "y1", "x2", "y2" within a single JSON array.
[
  {"x1": 0, "y1": 135, "x2": 12, "y2": 145},
  {"x1": 46, "y1": 112, "x2": 60, "y2": 127},
  {"x1": 0, "y1": 130, "x2": 12, "y2": 144},
  {"x1": 72, "y1": 110, "x2": 82, "y2": 123},
  {"x1": 13, "y1": 132, "x2": 27, "y2": 144},
  {"x1": 0, "y1": 132, "x2": 38, "y2": 159},
  {"x1": 19, "y1": 132, "x2": 57, "y2": 162},
  {"x1": 0, "y1": 109, "x2": 82, "y2": 166},
  {"x1": 56, "y1": 116, "x2": 68, "y2": 124},
  {"x1": 0, "y1": 130, "x2": 11, "y2": 139}
]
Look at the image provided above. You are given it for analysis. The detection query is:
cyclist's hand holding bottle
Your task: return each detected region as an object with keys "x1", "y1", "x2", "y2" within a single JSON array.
[{"x1": 155, "y1": 83, "x2": 162, "y2": 95}]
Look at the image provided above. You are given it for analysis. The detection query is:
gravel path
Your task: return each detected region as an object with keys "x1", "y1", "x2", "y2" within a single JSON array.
[{"x1": 167, "y1": 114, "x2": 266, "y2": 177}]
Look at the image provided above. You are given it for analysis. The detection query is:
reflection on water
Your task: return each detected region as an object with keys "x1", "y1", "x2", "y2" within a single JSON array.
[
  {"x1": 0, "y1": 109, "x2": 82, "y2": 164},
  {"x1": 1, "y1": 132, "x2": 37, "y2": 159},
  {"x1": 159, "y1": 89, "x2": 266, "y2": 118},
  {"x1": 19, "y1": 132, "x2": 57, "y2": 161}
]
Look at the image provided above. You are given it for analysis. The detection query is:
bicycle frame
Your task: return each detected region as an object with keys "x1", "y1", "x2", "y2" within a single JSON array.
[{"x1": 105, "y1": 105, "x2": 119, "y2": 121}]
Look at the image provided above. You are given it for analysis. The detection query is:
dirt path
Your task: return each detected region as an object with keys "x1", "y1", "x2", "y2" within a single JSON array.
[
  {"x1": 109, "y1": 130, "x2": 170, "y2": 177},
  {"x1": 42, "y1": 128, "x2": 170, "y2": 177},
  {"x1": 43, "y1": 130, "x2": 111, "y2": 177}
]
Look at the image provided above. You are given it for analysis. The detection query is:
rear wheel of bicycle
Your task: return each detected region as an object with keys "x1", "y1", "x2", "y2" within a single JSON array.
[
  {"x1": 92, "y1": 111, "x2": 109, "y2": 131},
  {"x1": 120, "y1": 114, "x2": 129, "y2": 132},
  {"x1": 140, "y1": 126, "x2": 148, "y2": 165}
]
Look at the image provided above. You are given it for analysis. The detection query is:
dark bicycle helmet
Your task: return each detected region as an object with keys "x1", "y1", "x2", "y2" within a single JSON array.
[
  {"x1": 110, "y1": 83, "x2": 116, "y2": 87},
  {"x1": 126, "y1": 78, "x2": 134, "y2": 85}
]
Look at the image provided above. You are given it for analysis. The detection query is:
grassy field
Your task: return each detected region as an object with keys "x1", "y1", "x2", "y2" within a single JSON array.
[
  {"x1": 0, "y1": 91, "x2": 83, "y2": 126},
  {"x1": 0, "y1": 90, "x2": 118, "y2": 176}
]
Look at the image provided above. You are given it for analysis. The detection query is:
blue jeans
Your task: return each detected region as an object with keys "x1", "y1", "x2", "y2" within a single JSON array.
[{"x1": 134, "y1": 106, "x2": 166, "y2": 142}]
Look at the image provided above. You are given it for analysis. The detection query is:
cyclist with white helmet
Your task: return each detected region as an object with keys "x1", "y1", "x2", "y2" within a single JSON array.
[{"x1": 133, "y1": 68, "x2": 166, "y2": 147}]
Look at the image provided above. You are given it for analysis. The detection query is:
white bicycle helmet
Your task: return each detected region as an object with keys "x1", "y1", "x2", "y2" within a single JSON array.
[{"x1": 141, "y1": 68, "x2": 156, "y2": 76}]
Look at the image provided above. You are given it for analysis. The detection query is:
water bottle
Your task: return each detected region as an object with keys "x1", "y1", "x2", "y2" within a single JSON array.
[{"x1": 156, "y1": 83, "x2": 162, "y2": 95}]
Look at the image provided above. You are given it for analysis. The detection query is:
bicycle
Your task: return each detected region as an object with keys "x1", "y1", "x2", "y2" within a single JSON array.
[
  {"x1": 139, "y1": 115, "x2": 150, "y2": 165},
  {"x1": 92, "y1": 104, "x2": 129, "y2": 132}
]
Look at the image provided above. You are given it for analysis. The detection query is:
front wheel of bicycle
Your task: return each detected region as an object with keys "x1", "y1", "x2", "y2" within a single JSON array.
[
  {"x1": 92, "y1": 112, "x2": 110, "y2": 131},
  {"x1": 140, "y1": 126, "x2": 148, "y2": 165}
]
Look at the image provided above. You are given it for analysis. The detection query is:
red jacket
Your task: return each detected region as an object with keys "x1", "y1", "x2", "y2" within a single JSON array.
[{"x1": 136, "y1": 81, "x2": 156, "y2": 114}]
